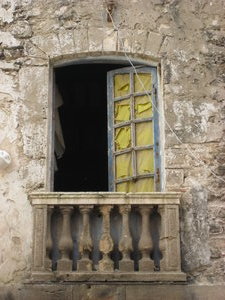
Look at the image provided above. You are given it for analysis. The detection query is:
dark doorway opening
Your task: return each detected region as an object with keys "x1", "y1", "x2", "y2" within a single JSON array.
[{"x1": 54, "y1": 63, "x2": 126, "y2": 192}]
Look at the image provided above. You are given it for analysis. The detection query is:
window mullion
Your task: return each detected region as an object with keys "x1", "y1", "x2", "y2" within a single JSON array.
[{"x1": 130, "y1": 71, "x2": 136, "y2": 178}]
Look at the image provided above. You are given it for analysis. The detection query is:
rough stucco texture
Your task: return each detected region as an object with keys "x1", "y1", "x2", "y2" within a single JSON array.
[{"x1": 0, "y1": 0, "x2": 224, "y2": 285}]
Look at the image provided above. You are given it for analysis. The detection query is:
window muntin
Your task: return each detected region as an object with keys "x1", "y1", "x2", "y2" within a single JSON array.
[{"x1": 108, "y1": 66, "x2": 160, "y2": 192}]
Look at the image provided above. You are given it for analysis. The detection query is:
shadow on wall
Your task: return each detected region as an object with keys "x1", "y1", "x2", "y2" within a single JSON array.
[{"x1": 1, "y1": 292, "x2": 14, "y2": 300}]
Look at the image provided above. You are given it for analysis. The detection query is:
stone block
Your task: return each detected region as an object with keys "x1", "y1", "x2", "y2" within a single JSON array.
[
  {"x1": 77, "y1": 258, "x2": 92, "y2": 272},
  {"x1": 218, "y1": 208, "x2": 225, "y2": 219},
  {"x1": 144, "y1": 31, "x2": 163, "y2": 57},
  {"x1": 57, "y1": 259, "x2": 73, "y2": 272},
  {"x1": 98, "y1": 256, "x2": 114, "y2": 272},
  {"x1": 20, "y1": 285, "x2": 73, "y2": 300},
  {"x1": 102, "y1": 29, "x2": 117, "y2": 52},
  {"x1": 165, "y1": 148, "x2": 190, "y2": 169},
  {"x1": 20, "y1": 159, "x2": 46, "y2": 189},
  {"x1": 31, "y1": 34, "x2": 61, "y2": 58},
  {"x1": 24, "y1": 41, "x2": 48, "y2": 59},
  {"x1": 88, "y1": 27, "x2": 105, "y2": 52},
  {"x1": 117, "y1": 29, "x2": 133, "y2": 53},
  {"x1": 2, "y1": 284, "x2": 225, "y2": 300},
  {"x1": 126, "y1": 285, "x2": 188, "y2": 300},
  {"x1": 58, "y1": 29, "x2": 74, "y2": 55},
  {"x1": 0, "y1": 31, "x2": 21, "y2": 48},
  {"x1": 206, "y1": 123, "x2": 223, "y2": 142},
  {"x1": 88, "y1": 27, "x2": 117, "y2": 52},
  {"x1": 209, "y1": 238, "x2": 225, "y2": 259},
  {"x1": 139, "y1": 258, "x2": 154, "y2": 272},
  {"x1": 119, "y1": 259, "x2": 134, "y2": 272},
  {"x1": 20, "y1": 123, "x2": 47, "y2": 159},
  {"x1": 180, "y1": 186, "x2": 211, "y2": 272},
  {"x1": 12, "y1": 20, "x2": 32, "y2": 38},
  {"x1": 0, "y1": 69, "x2": 18, "y2": 98},
  {"x1": 19, "y1": 66, "x2": 49, "y2": 109},
  {"x1": 72, "y1": 284, "x2": 125, "y2": 300},
  {"x1": 73, "y1": 28, "x2": 89, "y2": 53},
  {"x1": 166, "y1": 169, "x2": 184, "y2": 187},
  {"x1": 131, "y1": 30, "x2": 148, "y2": 54}
]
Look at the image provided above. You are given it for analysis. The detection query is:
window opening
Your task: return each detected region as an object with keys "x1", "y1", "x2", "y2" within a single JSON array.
[
  {"x1": 53, "y1": 62, "x2": 160, "y2": 192},
  {"x1": 54, "y1": 64, "x2": 126, "y2": 192}
]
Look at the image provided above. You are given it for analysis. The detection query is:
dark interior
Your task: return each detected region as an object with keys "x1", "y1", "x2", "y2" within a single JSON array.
[{"x1": 54, "y1": 63, "x2": 126, "y2": 192}]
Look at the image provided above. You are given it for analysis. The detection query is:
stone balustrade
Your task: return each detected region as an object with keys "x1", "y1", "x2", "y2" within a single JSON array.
[{"x1": 29, "y1": 192, "x2": 186, "y2": 282}]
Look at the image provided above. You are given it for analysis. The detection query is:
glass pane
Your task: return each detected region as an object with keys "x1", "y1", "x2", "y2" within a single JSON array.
[
  {"x1": 137, "y1": 149, "x2": 154, "y2": 175},
  {"x1": 115, "y1": 126, "x2": 131, "y2": 150},
  {"x1": 135, "y1": 95, "x2": 152, "y2": 119},
  {"x1": 116, "y1": 177, "x2": 154, "y2": 192},
  {"x1": 114, "y1": 74, "x2": 130, "y2": 98},
  {"x1": 116, "y1": 181, "x2": 131, "y2": 192},
  {"x1": 134, "y1": 73, "x2": 151, "y2": 92},
  {"x1": 114, "y1": 98, "x2": 131, "y2": 124},
  {"x1": 135, "y1": 177, "x2": 154, "y2": 192},
  {"x1": 115, "y1": 152, "x2": 132, "y2": 179},
  {"x1": 136, "y1": 122, "x2": 153, "y2": 146}
]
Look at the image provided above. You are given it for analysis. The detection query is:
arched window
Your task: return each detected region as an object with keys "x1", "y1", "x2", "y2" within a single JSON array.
[{"x1": 53, "y1": 61, "x2": 161, "y2": 192}]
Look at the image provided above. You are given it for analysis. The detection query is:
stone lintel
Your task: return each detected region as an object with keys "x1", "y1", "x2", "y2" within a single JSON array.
[
  {"x1": 30, "y1": 271, "x2": 186, "y2": 282},
  {"x1": 29, "y1": 192, "x2": 181, "y2": 206}
]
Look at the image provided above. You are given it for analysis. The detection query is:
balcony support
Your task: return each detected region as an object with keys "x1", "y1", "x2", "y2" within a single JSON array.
[
  {"x1": 119, "y1": 205, "x2": 133, "y2": 271},
  {"x1": 77, "y1": 205, "x2": 93, "y2": 271},
  {"x1": 57, "y1": 206, "x2": 73, "y2": 271},
  {"x1": 99, "y1": 205, "x2": 114, "y2": 272},
  {"x1": 158, "y1": 205, "x2": 182, "y2": 272},
  {"x1": 138, "y1": 205, "x2": 154, "y2": 271}
]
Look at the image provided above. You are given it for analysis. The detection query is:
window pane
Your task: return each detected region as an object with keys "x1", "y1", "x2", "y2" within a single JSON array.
[
  {"x1": 115, "y1": 126, "x2": 131, "y2": 150},
  {"x1": 114, "y1": 98, "x2": 131, "y2": 124},
  {"x1": 136, "y1": 122, "x2": 153, "y2": 146},
  {"x1": 134, "y1": 73, "x2": 151, "y2": 92},
  {"x1": 114, "y1": 74, "x2": 130, "y2": 98},
  {"x1": 116, "y1": 177, "x2": 154, "y2": 192},
  {"x1": 135, "y1": 177, "x2": 154, "y2": 192},
  {"x1": 116, "y1": 181, "x2": 132, "y2": 192},
  {"x1": 135, "y1": 95, "x2": 152, "y2": 119},
  {"x1": 137, "y1": 149, "x2": 154, "y2": 175},
  {"x1": 115, "y1": 152, "x2": 132, "y2": 179}
]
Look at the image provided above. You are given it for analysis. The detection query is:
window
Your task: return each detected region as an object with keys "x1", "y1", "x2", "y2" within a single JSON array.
[
  {"x1": 108, "y1": 66, "x2": 160, "y2": 192},
  {"x1": 54, "y1": 63, "x2": 160, "y2": 192}
]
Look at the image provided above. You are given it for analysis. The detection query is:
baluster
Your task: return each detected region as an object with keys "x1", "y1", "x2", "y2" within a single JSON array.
[
  {"x1": 45, "y1": 206, "x2": 54, "y2": 270},
  {"x1": 57, "y1": 206, "x2": 73, "y2": 271},
  {"x1": 138, "y1": 205, "x2": 154, "y2": 271},
  {"x1": 99, "y1": 205, "x2": 114, "y2": 272},
  {"x1": 119, "y1": 205, "x2": 133, "y2": 271},
  {"x1": 77, "y1": 205, "x2": 93, "y2": 271}
]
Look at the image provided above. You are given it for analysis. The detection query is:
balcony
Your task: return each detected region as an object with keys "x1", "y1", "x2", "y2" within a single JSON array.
[{"x1": 29, "y1": 192, "x2": 186, "y2": 282}]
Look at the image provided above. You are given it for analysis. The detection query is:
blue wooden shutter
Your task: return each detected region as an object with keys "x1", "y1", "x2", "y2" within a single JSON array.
[{"x1": 107, "y1": 66, "x2": 160, "y2": 192}]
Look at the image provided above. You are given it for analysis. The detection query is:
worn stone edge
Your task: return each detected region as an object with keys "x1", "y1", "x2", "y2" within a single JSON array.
[
  {"x1": 29, "y1": 192, "x2": 181, "y2": 205},
  {"x1": 30, "y1": 271, "x2": 186, "y2": 282}
]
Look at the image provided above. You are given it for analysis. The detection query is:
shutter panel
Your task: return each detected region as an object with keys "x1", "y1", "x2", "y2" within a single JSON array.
[{"x1": 107, "y1": 66, "x2": 160, "y2": 192}]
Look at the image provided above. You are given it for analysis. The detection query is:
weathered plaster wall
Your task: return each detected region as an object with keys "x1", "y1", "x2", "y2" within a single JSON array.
[{"x1": 0, "y1": 0, "x2": 224, "y2": 286}]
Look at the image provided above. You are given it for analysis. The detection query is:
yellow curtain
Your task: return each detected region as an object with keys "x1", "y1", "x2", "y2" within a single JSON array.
[{"x1": 113, "y1": 72, "x2": 154, "y2": 192}]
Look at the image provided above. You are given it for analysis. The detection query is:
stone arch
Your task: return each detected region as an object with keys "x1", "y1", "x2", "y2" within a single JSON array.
[{"x1": 27, "y1": 27, "x2": 163, "y2": 64}]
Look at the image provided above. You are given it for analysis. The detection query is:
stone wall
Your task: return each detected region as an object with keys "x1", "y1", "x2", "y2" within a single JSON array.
[{"x1": 0, "y1": 0, "x2": 224, "y2": 286}]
